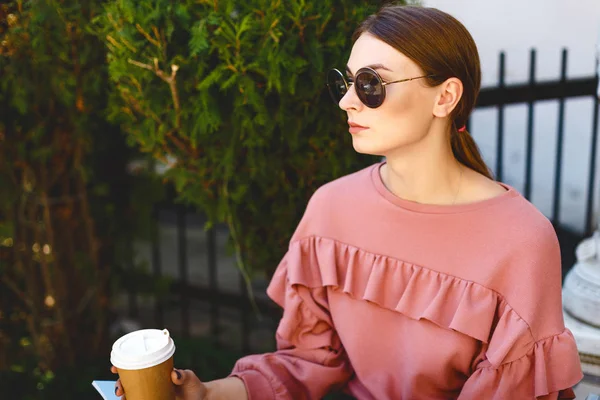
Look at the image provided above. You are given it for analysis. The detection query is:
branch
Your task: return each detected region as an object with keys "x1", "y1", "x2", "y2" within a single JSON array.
[
  {"x1": 127, "y1": 59, "x2": 181, "y2": 128},
  {"x1": 106, "y1": 13, "x2": 122, "y2": 32},
  {"x1": 39, "y1": 163, "x2": 75, "y2": 364},
  {"x1": 0, "y1": 275, "x2": 34, "y2": 310},
  {"x1": 119, "y1": 36, "x2": 137, "y2": 53},
  {"x1": 121, "y1": 90, "x2": 162, "y2": 125},
  {"x1": 127, "y1": 58, "x2": 154, "y2": 72},
  {"x1": 222, "y1": 181, "x2": 261, "y2": 318},
  {"x1": 167, "y1": 64, "x2": 181, "y2": 129},
  {"x1": 146, "y1": 59, "x2": 181, "y2": 129},
  {"x1": 24, "y1": 172, "x2": 55, "y2": 307},
  {"x1": 106, "y1": 35, "x2": 123, "y2": 50},
  {"x1": 128, "y1": 76, "x2": 143, "y2": 94},
  {"x1": 165, "y1": 129, "x2": 195, "y2": 158},
  {"x1": 151, "y1": 26, "x2": 161, "y2": 44},
  {"x1": 135, "y1": 23, "x2": 161, "y2": 47},
  {"x1": 127, "y1": 58, "x2": 186, "y2": 147}
]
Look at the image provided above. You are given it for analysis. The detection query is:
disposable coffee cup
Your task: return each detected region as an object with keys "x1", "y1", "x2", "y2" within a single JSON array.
[{"x1": 110, "y1": 328, "x2": 176, "y2": 400}]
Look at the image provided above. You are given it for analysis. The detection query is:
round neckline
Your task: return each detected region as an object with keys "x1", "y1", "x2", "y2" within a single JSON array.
[{"x1": 370, "y1": 162, "x2": 518, "y2": 214}]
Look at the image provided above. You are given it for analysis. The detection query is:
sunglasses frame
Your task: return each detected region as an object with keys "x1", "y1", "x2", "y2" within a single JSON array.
[{"x1": 327, "y1": 67, "x2": 433, "y2": 108}]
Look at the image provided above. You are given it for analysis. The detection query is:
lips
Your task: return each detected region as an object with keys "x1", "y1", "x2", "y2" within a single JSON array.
[
  {"x1": 348, "y1": 121, "x2": 368, "y2": 129},
  {"x1": 348, "y1": 121, "x2": 369, "y2": 135}
]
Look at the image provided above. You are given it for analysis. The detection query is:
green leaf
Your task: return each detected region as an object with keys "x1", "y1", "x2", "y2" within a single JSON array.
[
  {"x1": 190, "y1": 19, "x2": 210, "y2": 57},
  {"x1": 236, "y1": 13, "x2": 254, "y2": 40}
]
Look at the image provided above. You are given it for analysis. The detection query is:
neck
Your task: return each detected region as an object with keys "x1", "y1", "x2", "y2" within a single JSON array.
[{"x1": 381, "y1": 125, "x2": 463, "y2": 205}]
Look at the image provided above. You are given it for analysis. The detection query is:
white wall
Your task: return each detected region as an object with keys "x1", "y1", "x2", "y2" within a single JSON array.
[
  {"x1": 424, "y1": 0, "x2": 600, "y2": 84},
  {"x1": 424, "y1": 0, "x2": 600, "y2": 233}
]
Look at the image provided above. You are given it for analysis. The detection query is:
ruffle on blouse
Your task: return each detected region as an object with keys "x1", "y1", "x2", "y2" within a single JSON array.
[
  {"x1": 458, "y1": 329, "x2": 581, "y2": 398},
  {"x1": 267, "y1": 236, "x2": 582, "y2": 398},
  {"x1": 270, "y1": 236, "x2": 528, "y2": 348}
]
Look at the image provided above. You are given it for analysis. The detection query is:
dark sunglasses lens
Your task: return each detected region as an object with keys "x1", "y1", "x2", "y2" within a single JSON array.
[
  {"x1": 327, "y1": 69, "x2": 348, "y2": 104},
  {"x1": 356, "y1": 71, "x2": 384, "y2": 108}
]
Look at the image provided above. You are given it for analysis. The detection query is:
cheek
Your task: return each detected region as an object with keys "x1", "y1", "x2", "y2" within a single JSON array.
[
  {"x1": 350, "y1": 90, "x2": 434, "y2": 155},
  {"x1": 374, "y1": 90, "x2": 430, "y2": 135}
]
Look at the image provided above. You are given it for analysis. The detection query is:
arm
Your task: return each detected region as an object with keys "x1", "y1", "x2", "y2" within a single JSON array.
[
  {"x1": 455, "y1": 216, "x2": 583, "y2": 399},
  {"x1": 228, "y1": 266, "x2": 353, "y2": 400},
  {"x1": 457, "y1": 328, "x2": 581, "y2": 400},
  {"x1": 204, "y1": 377, "x2": 248, "y2": 400},
  {"x1": 224, "y1": 190, "x2": 353, "y2": 399},
  {"x1": 458, "y1": 223, "x2": 582, "y2": 400}
]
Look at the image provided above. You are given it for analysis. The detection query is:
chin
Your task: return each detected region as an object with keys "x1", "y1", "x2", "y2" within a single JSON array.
[{"x1": 350, "y1": 136, "x2": 396, "y2": 157}]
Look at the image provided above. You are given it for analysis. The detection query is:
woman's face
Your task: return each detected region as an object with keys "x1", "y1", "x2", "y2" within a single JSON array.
[{"x1": 340, "y1": 33, "x2": 439, "y2": 156}]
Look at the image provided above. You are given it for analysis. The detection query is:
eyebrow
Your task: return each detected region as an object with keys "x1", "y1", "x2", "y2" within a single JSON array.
[{"x1": 345, "y1": 63, "x2": 394, "y2": 75}]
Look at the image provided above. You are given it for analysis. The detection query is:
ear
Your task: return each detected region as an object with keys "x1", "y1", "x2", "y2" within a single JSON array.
[{"x1": 432, "y1": 78, "x2": 463, "y2": 118}]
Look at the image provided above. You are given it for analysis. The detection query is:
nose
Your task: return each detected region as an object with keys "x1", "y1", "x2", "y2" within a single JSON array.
[{"x1": 338, "y1": 83, "x2": 363, "y2": 112}]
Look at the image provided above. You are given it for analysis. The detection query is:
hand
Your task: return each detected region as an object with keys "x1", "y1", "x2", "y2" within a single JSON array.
[{"x1": 111, "y1": 365, "x2": 208, "y2": 400}]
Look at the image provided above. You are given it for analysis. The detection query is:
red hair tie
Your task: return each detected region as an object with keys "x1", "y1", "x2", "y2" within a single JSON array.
[{"x1": 458, "y1": 125, "x2": 467, "y2": 132}]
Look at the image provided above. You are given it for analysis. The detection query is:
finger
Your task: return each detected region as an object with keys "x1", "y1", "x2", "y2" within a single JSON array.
[
  {"x1": 171, "y1": 368, "x2": 201, "y2": 386},
  {"x1": 171, "y1": 368, "x2": 184, "y2": 385},
  {"x1": 115, "y1": 380, "x2": 124, "y2": 397},
  {"x1": 111, "y1": 366, "x2": 118, "y2": 374}
]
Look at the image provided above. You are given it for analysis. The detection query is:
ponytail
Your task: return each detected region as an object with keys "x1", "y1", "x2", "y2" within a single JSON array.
[{"x1": 450, "y1": 126, "x2": 493, "y2": 180}]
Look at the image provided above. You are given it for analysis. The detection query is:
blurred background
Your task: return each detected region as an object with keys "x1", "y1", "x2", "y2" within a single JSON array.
[{"x1": 0, "y1": 0, "x2": 599, "y2": 398}]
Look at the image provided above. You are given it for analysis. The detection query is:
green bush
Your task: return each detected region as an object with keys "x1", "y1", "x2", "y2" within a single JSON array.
[
  {"x1": 0, "y1": 0, "x2": 113, "y2": 375},
  {"x1": 0, "y1": 0, "x2": 164, "y2": 394},
  {"x1": 94, "y1": 0, "x2": 397, "y2": 284}
]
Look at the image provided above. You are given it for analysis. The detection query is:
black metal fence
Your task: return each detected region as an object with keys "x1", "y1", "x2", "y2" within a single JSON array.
[
  {"x1": 474, "y1": 49, "x2": 599, "y2": 234},
  {"x1": 125, "y1": 48, "x2": 600, "y2": 353}
]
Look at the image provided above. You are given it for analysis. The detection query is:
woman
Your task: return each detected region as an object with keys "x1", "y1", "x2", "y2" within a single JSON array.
[{"x1": 114, "y1": 5, "x2": 583, "y2": 399}]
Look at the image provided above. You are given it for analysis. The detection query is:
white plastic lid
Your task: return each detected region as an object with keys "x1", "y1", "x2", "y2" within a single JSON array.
[{"x1": 110, "y1": 329, "x2": 175, "y2": 370}]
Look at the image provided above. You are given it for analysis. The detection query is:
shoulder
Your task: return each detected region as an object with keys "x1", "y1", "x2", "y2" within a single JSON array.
[
  {"x1": 480, "y1": 182, "x2": 564, "y2": 338},
  {"x1": 465, "y1": 169, "x2": 558, "y2": 253},
  {"x1": 502, "y1": 190, "x2": 559, "y2": 256},
  {"x1": 305, "y1": 163, "x2": 376, "y2": 211},
  {"x1": 290, "y1": 163, "x2": 378, "y2": 241},
  {"x1": 485, "y1": 188, "x2": 560, "y2": 276}
]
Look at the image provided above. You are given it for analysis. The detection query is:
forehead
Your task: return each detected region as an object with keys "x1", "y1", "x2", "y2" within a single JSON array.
[{"x1": 347, "y1": 33, "x2": 416, "y2": 73}]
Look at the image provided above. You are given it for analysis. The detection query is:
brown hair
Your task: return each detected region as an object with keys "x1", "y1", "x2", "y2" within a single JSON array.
[{"x1": 354, "y1": 5, "x2": 493, "y2": 179}]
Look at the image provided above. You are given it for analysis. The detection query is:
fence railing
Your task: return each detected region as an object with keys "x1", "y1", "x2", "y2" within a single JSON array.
[
  {"x1": 474, "y1": 49, "x2": 599, "y2": 234},
  {"x1": 124, "y1": 48, "x2": 600, "y2": 353}
]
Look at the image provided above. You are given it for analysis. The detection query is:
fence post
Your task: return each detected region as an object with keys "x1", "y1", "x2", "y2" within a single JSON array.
[
  {"x1": 240, "y1": 274, "x2": 251, "y2": 354},
  {"x1": 586, "y1": 37, "x2": 600, "y2": 234},
  {"x1": 177, "y1": 206, "x2": 190, "y2": 338},
  {"x1": 207, "y1": 224, "x2": 219, "y2": 345},
  {"x1": 586, "y1": 89, "x2": 599, "y2": 235},
  {"x1": 496, "y1": 52, "x2": 506, "y2": 181},
  {"x1": 524, "y1": 49, "x2": 536, "y2": 199},
  {"x1": 552, "y1": 49, "x2": 568, "y2": 223},
  {"x1": 152, "y1": 205, "x2": 164, "y2": 328}
]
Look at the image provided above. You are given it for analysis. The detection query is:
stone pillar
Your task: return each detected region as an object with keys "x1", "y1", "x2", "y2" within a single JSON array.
[{"x1": 563, "y1": 231, "x2": 600, "y2": 376}]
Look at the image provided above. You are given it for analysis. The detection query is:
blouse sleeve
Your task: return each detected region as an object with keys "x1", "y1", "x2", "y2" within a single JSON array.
[
  {"x1": 458, "y1": 327, "x2": 582, "y2": 400},
  {"x1": 229, "y1": 259, "x2": 353, "y2": 400}
]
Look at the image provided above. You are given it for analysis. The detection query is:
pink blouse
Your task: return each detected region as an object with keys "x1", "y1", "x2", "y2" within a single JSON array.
[{"x1": 230, "y1": 162, "x2": 583, "y2": 399}]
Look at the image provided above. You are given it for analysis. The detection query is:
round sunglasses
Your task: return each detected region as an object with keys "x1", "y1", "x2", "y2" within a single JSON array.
[{"x1": 326, "y1": 67, "x2": 433, "y2": 108}]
